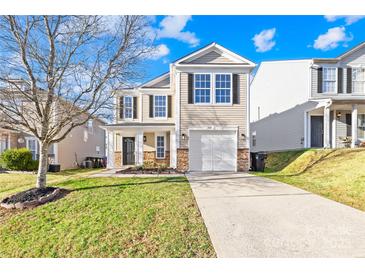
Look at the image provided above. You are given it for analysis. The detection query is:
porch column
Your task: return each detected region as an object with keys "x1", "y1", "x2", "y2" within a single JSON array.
[
  {"x1": 135, "y1": 130, "x2": 144, "y2": 165},
  {"x1": 107, "y1": 130, "x2": 114, "y2": 168},
  {"x1": 351, "y1": 104, "x2": 358, "y2": 148},
  {"x1": 323, "y1": 106, "x2": 331, "y2": 148},
  {"x1": 170, "y1": 130, "x2": 176, "y2": 168}
]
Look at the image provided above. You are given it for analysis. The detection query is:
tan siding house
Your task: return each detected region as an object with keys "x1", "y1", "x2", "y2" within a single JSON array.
[{"x1": 105, "y1": 42, "x2": 255, "y2": 172}]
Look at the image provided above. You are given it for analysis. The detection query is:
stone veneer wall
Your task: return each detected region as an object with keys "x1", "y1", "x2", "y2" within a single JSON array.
[
  {"x1": 237, "y1": 148, "x2": 250, "y2": 172},
  {"x1": 176, "y1": 148, "x2": 189, "y2": 172},
  {"x1": 143, "y1": 151, "x2": 170, "y2": 166},
  {"x1": 114, "y1": 151, "x2": 121, "y2": 168}
]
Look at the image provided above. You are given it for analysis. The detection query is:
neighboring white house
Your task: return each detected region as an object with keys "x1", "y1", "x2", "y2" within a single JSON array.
[
  {"x1": 250, "y1": 41, "x2": 365, "y2": 152},
  {"x1": 104, "y1": 42, "x2": 256, "y2": 172}
]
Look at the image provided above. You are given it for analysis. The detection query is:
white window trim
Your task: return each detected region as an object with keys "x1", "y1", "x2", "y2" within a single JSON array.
[
  {"x1": 358, "y1": 113, "x2": 365, "y2": 141},
  {"x1": 25, "y1": 137, "x2": 38, "y2": 160},
  {"x1": 213, "y1": 73, "x2": 233, "y2": 105},
  {"x1": 155, "y1": 133, "x2": 166, "y2": 159},
  {"x1": 322, "y1": 66, "x2": 338, "y2": 94},
  {"x1": 193, "y1": 72, "x2": 233, "y2": 105},
  {"x1": 153, "y1": 95, "x2": 168, "y2": 119},
  {"x1": 123, "y1": 96, "x2": 134, "y2": 120},
  {"x1": 193, "y1": 73, "x2": 212, "y2": 105},
  {"x1": 352, "y1": 67, "x2": 365, "y2": 94}
]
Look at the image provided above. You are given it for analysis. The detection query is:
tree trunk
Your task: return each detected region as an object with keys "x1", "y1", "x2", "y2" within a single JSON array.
[{"x1": 36, "y1": 142, "x2": 48, "y2": 188}]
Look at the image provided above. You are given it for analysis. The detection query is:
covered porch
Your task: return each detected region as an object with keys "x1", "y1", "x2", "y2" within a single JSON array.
[
  {"x1": 305, "y1": 100, "x2": 365, "y2": 149},
  {"x1": 104, "y1": 123, "x2": 176, "y2": 169}
]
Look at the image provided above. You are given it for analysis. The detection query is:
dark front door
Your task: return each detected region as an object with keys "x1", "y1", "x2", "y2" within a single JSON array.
[
  {"x1": 311, "y1": 116, "x2": 324, "y2": 147},
  {"x1": 123, "y1": 137, "x2": 135, "y2": 165}
]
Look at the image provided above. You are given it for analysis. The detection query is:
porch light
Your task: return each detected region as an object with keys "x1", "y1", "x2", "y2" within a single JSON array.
[
  {"x1": 143, "y1": 136, "x2": 147, "y2": 142},
  {"x1": 337, "y1": 112, "x2": 342, "y2": 118},
  {"x1": 182, "y1": 133, "x2": 186, "y2": 140},
  {"x1": 241, "y1": 133, "x2": 246, "y2": 140}
]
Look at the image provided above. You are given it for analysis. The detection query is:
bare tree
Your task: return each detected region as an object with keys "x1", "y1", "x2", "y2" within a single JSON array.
[{"x1": 0, "y1": 16, "x2": 153, "y2": 188}]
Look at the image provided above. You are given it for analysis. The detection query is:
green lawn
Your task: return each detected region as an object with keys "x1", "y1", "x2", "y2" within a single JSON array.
[
  {"x1": 254, "y1": 148, "x2": 365, "y2": 211},
  {"x1": 0, "y1": 172, "x2": 215, "y2": 258}
]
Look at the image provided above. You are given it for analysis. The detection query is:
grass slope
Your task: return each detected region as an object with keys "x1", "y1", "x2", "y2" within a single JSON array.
[
  {"x1": 255, "y1": 148, "x2": 365, "y2": 211},
  {"x1": 0, "y1": 175, "x2": 215, "y2": 258}
]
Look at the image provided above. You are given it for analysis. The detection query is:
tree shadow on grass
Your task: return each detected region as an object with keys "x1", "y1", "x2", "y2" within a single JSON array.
[{"x1": 70, "y1": 176, "x2": 188, "y2": 192}]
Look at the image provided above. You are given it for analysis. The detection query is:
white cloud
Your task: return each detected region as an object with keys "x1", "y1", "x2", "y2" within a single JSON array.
[
  {"x1": 324, "y1": 15, "x2": 365, "y2": 25},
  {"x1": 252, "y1": 28, "x2": 276, "y2": 52},
  {"x1": 156, "y1": 16, "x2": 200, "y2": 47},
  {"x1": 313, "y1": 26, "x2": 353, "y2": 51},
  {"x1": 147, "y1": 44, "x2": 170, "y2": 60}
]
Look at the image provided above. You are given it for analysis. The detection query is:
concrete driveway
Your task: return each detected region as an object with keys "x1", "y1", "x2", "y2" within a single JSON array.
[{"x1": 188, "y1": 172, "x2": 365, "y2": 257}]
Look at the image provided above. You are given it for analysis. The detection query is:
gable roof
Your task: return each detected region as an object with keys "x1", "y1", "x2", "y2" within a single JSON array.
[
  {"x1": 139, "y1": 72, "x2": 170, "y2": 89},
  {"x1": 312, "y1": 40, "x2": 365, "y2": 63},
  {"x1": 173, "y1": 42, "x2": 256, "y2": 67}
]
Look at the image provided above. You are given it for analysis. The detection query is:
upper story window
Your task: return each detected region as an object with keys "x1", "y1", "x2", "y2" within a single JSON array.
[
  {"x1": 322, "y1": 67, "x2": 337, "y2": 93},
  {"x1": 352, "y1": 67, "x2": 365, "y2": 93},
  {"x1": 194, "y1": 74, "x2": 211, "y2": 103},
  {"x1": 124, "y1": 96, "x2": 133, "y2": 119},
  {"x1": 87, "y1": 119, "x2": 93, "y2": 134},
  {"x1": 215, "y1": 74, "x2": 232, "y2": 104},
  {"x1": 154, "y1": 95, "x2": 167, "y2": 118}
]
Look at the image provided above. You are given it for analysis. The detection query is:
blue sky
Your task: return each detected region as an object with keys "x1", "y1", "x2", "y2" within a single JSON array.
[{"x1": 143, "y1": 15, "x2": 365, "y2": 81}]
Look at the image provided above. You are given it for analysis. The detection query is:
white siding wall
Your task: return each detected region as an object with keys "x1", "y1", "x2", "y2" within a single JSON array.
[{"x1": 250, "y1": 60, "x2": 312, "y2": 122}]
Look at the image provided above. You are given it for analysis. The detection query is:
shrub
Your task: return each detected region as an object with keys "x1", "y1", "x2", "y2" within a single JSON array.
[{"x1": 0, "y1": 148, "x2": 39, "y2": 171}]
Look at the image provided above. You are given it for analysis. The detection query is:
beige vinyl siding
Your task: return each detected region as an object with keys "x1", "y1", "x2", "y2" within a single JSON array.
[
  {"x1": 179, "y1": 72, "x2": 248, "y2": 149},
  {"x1": 182, "y1": 51, "x2": 235, "y2": 64},
  {"x1": 311, "y1": 67, "x2": 318, "y2": 97},
  {"x1": 141, "y1": 94, "x2": 175, "y2": 123},
  {"x1": 58, "y1": 119, "x2": 105, "y2": 170}
]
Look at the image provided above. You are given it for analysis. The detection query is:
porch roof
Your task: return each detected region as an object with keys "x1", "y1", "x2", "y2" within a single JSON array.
[{"x1": 102, "y1": 123, "x2": 175, "y2": 131}]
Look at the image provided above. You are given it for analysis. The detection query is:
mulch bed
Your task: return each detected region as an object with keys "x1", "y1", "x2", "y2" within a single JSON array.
[
  {"x1": 116, "y1": 167, "x2": 183, "y2": 175},
  {"x1": 0, "y1": 187, "x2": 69, "y2": 210}
]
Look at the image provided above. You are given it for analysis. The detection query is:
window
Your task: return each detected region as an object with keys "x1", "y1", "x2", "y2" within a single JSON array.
[
  {"x1": 323, "y1": 67, "x2": 337, "y2": 93},
  {"x1": 124, "y1": 96, "x2": 133, "y2": 119},
  {"x1": 0, "y1": 135, "x2": 9, "y2": 154},
  {"x1": 358, "y1": 114, "x2": 365, "y2": 139},
  {"x1": 252, "y1": 131, "x2": 256, "y2": 147},
  {"x1": 26, "y1": 138, "x2": 38, "y2": 160},
  {"x1": 215, "y1": 74, "x2": 231, "y2": 103},
  {"x1": 156, "y1": 135, "x2": 165, "y2": 159},
  {"x1": 154, "y1": 95, "x2": 167, "y2": 118},
  {"x1": 194, "y1": 74, "x2": 211, "y2": 103},
  {"x1": 352, "y1": 68, "x2": 365, "y2": 93},
  {"x1": 87, "y1": 119, "x2": 93, "y2": 134}
]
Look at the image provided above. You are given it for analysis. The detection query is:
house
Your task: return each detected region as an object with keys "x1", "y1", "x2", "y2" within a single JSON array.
[
  {"x1": 104, "y1": 42, "x2": 256, "y2": 172},
  {"x1": 0, "y1": 82, "x2": 106, "y2": 170},
  {"x1": 250, "y1": 41, "x2": 365, "y2": 152},
  {"x1": 0, "y1": 118, "x2": 105, "y2": 170}
]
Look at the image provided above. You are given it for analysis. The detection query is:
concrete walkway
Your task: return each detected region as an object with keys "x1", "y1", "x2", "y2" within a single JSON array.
[{"x1": 188, "y1": 172, "x2": 365, "y2": 257}]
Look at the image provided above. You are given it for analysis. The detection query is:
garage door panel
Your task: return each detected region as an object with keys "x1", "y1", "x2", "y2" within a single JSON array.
[{"x1": 189, "y1": 130, "x2": 237, "y2": 171}]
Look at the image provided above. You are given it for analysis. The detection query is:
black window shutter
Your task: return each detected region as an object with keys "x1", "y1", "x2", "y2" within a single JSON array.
[
  {"x1": 347, "y1": 67, "x2": 352, "y2": 93},
  {"x1": 188, "y1": 73, "x2": 194, "y2": 104},
  {"x1": 338, "y1": 68, "x2": 343, "y2": 93},
  {"x1": 317, "y1": 67, "x2": 323, "y2": 93},
  {"x1": 119, "y1": 96, "x2": 124, "y2": 119},
  {"x1": 149, "y1": 95, "x2": 154, "y2": 118},
  {"x1": 232, "y1": 74, "x2": 239, "y2": 104},
  {"x1": 346, "y1": 113, "x2": 352, "y2": 136},
  {"x1": 167, "y1": 95, "x2": 172, "y2": 118},
  {"x1": 133, "y1": 97, "x2": 137, "y2": 119}
]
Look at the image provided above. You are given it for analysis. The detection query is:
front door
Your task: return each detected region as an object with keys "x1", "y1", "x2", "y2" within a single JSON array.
[
  {"x1": 311, "y1": 116, "x2": 324, "y2": 148},
  {"x1": 123, "y1": 137, "x2": 135, "y2": 165}
]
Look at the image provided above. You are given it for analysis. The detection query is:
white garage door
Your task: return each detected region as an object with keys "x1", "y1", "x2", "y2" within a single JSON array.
[{"x1": 189, "y1": 130, "x2": 237, "y2": 171}]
